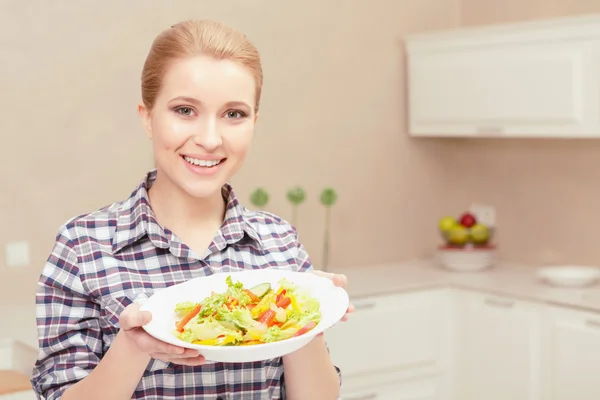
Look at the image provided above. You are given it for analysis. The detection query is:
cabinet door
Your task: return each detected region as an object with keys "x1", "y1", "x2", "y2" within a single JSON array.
[
  {"x1": 541, "y1": 306, "x2": 600, "y2": 400},
  {"x1": 342, "y1": 378, "x2": 439, "y2": 400},
  {"x1": 406, "y1": 36, "x2": 600, "y2": 137},
  {"x1": 456, "y1": 291, "x2": 541, "y2": 400},
  {"x1": 325, "y1": 289, "x2": 453, "y2": 383},
  {"x1": 0, "y1": 391, "x2": 38, "y2": 400}
]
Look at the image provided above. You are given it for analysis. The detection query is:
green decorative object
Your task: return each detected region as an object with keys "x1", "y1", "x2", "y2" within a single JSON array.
[
  {"x1": 286, "y1": 186, "x2": 306, "y2": 227},
  {"x1": 250, "y1": 188, "x2": 269, "y2": 209},
  {"x1": 319, "y1": 187, "x2": 338, "y2": 271}
]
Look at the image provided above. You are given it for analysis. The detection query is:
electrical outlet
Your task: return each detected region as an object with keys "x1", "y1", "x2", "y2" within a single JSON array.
[
  {"x1": 5, "y1": 241, "x2": 30, "y2": 268},
  {"x1": 469, "y1": 204, "x2": 496, "y2": 227}
]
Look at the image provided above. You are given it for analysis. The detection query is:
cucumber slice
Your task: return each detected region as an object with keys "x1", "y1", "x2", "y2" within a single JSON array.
[{"x1": 248, "y1": 282, "x2": 271, "y2": 299}]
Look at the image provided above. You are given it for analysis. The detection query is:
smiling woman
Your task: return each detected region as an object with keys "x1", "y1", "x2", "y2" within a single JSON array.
[{"x1": 30, "y1": 20, "x2": 352, "y2": 400}]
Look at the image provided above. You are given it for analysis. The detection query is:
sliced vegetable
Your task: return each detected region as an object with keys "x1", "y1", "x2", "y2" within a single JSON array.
[
  {"x1": 244, "y1": 289, "x2": 260, "y2": 303},
  {"x1": 276, "y1": 295, "x2": 291, "y2": 309},
  {"x1": 173, "y1": 275, "x2": 321, "y2": 346},
  {"x1": 175, "y1": 304, "x2": 201, "y2": 332},
  {"x1": 293, "y1": 321, "x2": 317, "y2": 337},
  {"x1": 258, "y1": 309, "x2": 276, "y2": 326},
  {"x1": 248, "y1": 282, "x2": 271, "y2": 299},
  {"x1": 192, "y1": 335, "x2": 238, "y2": 346}
]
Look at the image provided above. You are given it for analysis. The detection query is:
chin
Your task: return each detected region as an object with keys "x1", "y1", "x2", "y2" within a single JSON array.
[{"x1": 180, "y1": 180, "x2": 226, "y2": 199}]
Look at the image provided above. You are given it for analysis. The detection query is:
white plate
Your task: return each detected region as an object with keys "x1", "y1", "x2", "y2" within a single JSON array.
[
  {"x1": 537, "y1": 265, "x2": 600, "y2": 288},
  {"x1": 139, "y1": 269, "x2": 349, "y2": 363}
]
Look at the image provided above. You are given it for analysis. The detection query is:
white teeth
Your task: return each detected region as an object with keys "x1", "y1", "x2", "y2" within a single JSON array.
[{"x1": 183, "y1": 156, "x2": 222, "y2": 167}]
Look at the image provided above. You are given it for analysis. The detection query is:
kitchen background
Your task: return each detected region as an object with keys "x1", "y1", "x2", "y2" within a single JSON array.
[{"x1": 2, "y1": 0, "x2": 600, "y2": 399}]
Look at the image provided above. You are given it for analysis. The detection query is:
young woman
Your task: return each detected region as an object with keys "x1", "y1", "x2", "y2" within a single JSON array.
[{"x1": 31, "y1": 20, "x2": 353, "y2": 400}]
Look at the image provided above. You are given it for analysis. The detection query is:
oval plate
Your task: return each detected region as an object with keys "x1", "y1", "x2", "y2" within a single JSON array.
[{"x1": 139, "y1": 269, "x2": 349, "y2": 363}]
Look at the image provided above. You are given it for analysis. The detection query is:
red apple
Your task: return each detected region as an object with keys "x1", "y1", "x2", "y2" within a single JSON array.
[{"x1": 459, "y1": 212, "x2": 477, "y2": 228}]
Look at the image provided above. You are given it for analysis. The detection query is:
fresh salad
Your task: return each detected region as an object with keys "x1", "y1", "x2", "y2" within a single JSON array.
[{"x1": 173, "y1": 275, "x2": 321, "y2": 346}]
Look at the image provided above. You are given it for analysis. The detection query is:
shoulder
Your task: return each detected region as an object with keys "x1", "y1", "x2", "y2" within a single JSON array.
[
  {"x1": 240, "y1": 208, "x2": 313, "y2": 270},
  {"x1": 55, "y1": 198, "x2": 125, "y2": 244},
  {"x1": 242, "y1": 207, "x2": 298, "y2": 239}
]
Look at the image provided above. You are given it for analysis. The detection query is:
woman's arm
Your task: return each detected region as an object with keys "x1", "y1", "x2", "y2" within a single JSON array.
[
  {"x1": 280, "y1": 232, "x2": 342, "y2": 399},
  {"x1": 282, "y1": 335, "x2": 341, "y2": 400},
  {"x1": 32, "y1": 227, "x2": 203, "y2": 400},
  {"x1": 61, "y1": 330, "x2": 151, "y2": 400},
  {"x1": 61, "y1": 303, "x2": 205, "y2": 400}
]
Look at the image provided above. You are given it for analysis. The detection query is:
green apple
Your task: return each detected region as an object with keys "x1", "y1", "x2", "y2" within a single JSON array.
[
  {"x1": 448, "y1": 225, "x2": 469, "y2": 246},
  {"x1": 439, "y1": 216, "x2": 457, "y2": 233},
  {"x1": 470, "y1": 223, "x2": 490, "y2": 245}
]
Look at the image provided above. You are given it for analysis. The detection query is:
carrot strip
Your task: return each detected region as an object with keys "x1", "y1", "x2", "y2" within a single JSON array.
[
  {"x1": 258, "y1": 309, "x2": 276, "y2": 326},
  {"x1": 176, "y1": 304, "x2": 201, "y2": 332},
  {"x1": 244, "y1": 289, "x2": 260, "y2": 303},
  {"x1": 276, "y1": 296, "x2": 291, "y2": 309}
]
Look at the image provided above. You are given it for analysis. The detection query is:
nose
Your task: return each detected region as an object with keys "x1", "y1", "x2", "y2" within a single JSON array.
[{"x1": 192, "y1": 117, "x2": 222, "y2": 151}]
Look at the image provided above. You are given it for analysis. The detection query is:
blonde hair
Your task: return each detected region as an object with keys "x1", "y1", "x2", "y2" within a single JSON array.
[{"x1": 141, "y1": 20, "x2": 263, "y2": 111}]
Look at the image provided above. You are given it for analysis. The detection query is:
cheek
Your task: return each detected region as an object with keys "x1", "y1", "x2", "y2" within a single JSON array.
[
  {"x1": 151, "y1": 113, "x2": 190, "y2": 150},
  {"x1": 224, "y1": 124, "x2": 254, "y2": 156}
]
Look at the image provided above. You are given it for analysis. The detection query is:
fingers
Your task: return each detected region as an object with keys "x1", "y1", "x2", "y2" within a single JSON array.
[
  {"x1": 152, "y1": 354, "x2": 206, "y2": 366},
  {"x1": 312, "y1": 270, "x2": 332, "y2": 279},
  {"x1": 119, "y1": 303, "x2": 152, "y2": 331},
  {"x1": 150, "y1": 348, "x2": 202, "y2": 359},
  {"x1": 127, "y1": 327, "x2": 186, "y2": 355},
  {"x1": 312, "y1": 270, "x2": 347, "y2": 287},
  {"x1": 332, "y1": 274, "x2": 347, "y2": 287}
]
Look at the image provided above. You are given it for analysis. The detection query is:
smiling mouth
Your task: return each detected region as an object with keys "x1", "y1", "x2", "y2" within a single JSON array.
[{"x1": 182, "y1": 155, "x2": 225, "y2": 168}]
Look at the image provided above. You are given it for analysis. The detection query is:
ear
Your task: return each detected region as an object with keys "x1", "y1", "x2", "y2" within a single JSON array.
[{"x1": 137, "y1": 102, "x2": 153, "y2": 140}]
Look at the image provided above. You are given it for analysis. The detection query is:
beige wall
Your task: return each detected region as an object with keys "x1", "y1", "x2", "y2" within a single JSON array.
[
  {"x1": 461, "y1": 0, "x2": 600, "y2": 25},
  {"x1": 0, "y1": 0, "x2": 461, "y2": 305},
  {"x1": 5, "y1": 0, "x2": 600, "y2": 315},
  {"x1": 448, "y1": 0, "x2": 600, "y2": 266}
]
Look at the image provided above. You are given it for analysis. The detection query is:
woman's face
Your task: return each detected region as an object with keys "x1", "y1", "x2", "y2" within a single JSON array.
[{"x1": 138, "y1": 55, "x2": 257, "y2": 199}]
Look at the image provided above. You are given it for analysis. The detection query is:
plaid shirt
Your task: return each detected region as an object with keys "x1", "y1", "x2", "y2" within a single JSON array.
[{"x1": 31, "y1": 170, "x2": 341, "y2": 400}]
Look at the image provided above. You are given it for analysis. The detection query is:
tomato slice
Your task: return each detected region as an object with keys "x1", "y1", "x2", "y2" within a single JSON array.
[{"x1": 292, "y1": 321, "x2": 317, "y2": 337}]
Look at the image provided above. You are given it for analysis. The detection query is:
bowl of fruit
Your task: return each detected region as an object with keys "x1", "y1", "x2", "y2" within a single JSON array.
[{"x1": 436, "y1": 211, "x2": 496, "y2": 272}]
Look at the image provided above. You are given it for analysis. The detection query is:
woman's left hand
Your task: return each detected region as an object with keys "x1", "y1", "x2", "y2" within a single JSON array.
[{"x1": 312, "y1": 270, "x2": 354, "y2": 322}]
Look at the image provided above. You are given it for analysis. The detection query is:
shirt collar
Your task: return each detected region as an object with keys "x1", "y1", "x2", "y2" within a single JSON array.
[{"x1": 112, "y1": 169, "x2": 262, "y2": 255}]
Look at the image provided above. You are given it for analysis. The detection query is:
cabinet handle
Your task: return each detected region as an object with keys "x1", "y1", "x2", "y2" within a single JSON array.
[
  {"x1": 353, "y1": 301, "x2": 376, "y2": 311},
  {"x1": 484, "y1": 297, "x2": 515, "y2": 308},
  {"x1": 586, "y1": 319, "x2": 600, "y2": 329},
  {"x1": 345, "y1": 394, "x2": 377, "y2": 400}
]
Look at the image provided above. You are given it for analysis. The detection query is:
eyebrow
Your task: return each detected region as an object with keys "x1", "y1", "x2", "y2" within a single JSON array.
[
  {"x1": 169, "y1": 96, "x2": 201, "y2": 105},
  {"x1": 169, "y1": 96, "x2": 251, "y2": 110}
]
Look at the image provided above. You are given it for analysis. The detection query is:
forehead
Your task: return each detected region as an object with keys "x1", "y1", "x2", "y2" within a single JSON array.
[{"x1": 159, "y1": 55, "x2": 255, "y2": 105}]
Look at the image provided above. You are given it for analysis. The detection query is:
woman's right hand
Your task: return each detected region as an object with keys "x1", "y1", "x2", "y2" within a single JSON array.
[{"x1": 119, "y1": 302, "x2": 206, "y2": 366}]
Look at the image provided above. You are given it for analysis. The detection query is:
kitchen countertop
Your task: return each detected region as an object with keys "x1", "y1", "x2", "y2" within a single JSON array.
[
  {"x1": 0, "y1": 371, "x2": 31, "y2": 396},
  {"x1": 336, "y1": 258, "x2": 600, "y2": 313},
  {"x1": 5, "y1": 258, "x2": 600, "y2": 351}
]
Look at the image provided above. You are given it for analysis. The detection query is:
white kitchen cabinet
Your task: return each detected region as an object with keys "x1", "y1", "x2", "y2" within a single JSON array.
[
  {"x1": 404, "y1": 14, "x2": 600, "y2": 138},
  {"x1": 325, "y1": 280, "x2": 600, "y2": 400},
  {"x1": 341, "y1": 377, "x2": 440, "y2": 400},
  {"x1": 455, "y1": 290, "x2": 542, "y2": 400},
  {"x1": 0, "y1": 340, "x2": 37, "y2": 400},
  {"x1": 325, "y1": 288, "x2": 455, "y2": 399},
  {"x1": 0, "y1": 391, "x2": 37, "y2": 400},
  {"x1": 540, "y1": 306, "x2": 600, "y2": 400}
]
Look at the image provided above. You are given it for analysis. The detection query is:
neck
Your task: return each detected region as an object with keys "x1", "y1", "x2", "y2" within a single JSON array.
[{"x1": 147, "y1": 171, "x2": 226, "y2": 232}]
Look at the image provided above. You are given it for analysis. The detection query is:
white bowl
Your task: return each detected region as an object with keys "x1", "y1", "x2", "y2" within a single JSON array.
[
  {"x1": 139, "y1": 269, "x2": 349, "y2": 363},
  {"x1": 537, "y1": 265, "x2": 600, "y2": 288},
  {"x1": 436, "y1": 245, "x2": 496, "y2": 272}
]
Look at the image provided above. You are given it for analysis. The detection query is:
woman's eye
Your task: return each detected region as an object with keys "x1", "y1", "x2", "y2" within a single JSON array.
[
  {"x1": 225, "y1": 110, "x2": 246, "y2": 119},
  {"x1": 177, "y1": 107, "x2": 193, "y2": 116}
]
